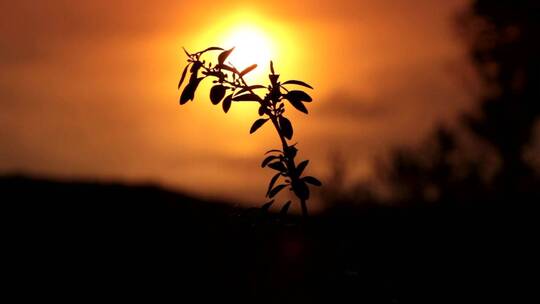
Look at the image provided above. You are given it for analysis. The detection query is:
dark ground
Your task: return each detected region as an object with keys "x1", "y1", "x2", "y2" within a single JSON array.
[{"x1": 2, "y1": 175, "x2": 536, "y2": 303}]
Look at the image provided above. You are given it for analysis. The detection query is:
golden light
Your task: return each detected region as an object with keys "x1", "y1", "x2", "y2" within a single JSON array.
[
  {"x1": 184, "y1": 9, "x2": 307, "y2": 125},
  {"x1": 220, "y1": 25, "x2": 275, "y2": 82},
  {"x1": 187, "y1": 9, "x2": 305, "y2": 84}
]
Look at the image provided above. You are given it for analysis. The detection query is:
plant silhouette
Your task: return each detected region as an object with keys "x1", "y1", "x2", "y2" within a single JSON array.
[{"x1": 177, "y1": 47, "x2": 321, "y2": 218}]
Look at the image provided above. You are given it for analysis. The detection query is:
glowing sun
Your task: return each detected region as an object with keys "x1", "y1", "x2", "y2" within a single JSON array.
[{"x1": 221, "y1": 26, "x2": 274, "y2": 79}]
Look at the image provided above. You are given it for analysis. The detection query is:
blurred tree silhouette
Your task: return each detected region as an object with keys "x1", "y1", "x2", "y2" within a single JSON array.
[
  {"x1": 459, "y1": 0, "x2": 540, "y2": 195},
  {"x1": 376, "y1": 127, "x2": 490, "y2": 205},
  {"x1": 379, "y1": 128, "x2": 457, "y2": 204},
  {"x1": 327, "y1": 1, "x2": 540, "y2": 207}
]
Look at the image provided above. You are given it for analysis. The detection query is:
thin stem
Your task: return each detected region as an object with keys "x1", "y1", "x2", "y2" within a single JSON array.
[
  {"x1": 237, "y1": 74, "x2": 309, "y2": 219},
  {"x1": 269, "y1": 116, "x2": 309, "y2": 218}
]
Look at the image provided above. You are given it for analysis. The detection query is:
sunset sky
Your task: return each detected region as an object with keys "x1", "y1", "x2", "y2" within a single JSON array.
[{"x1": 0, "y1": 0, "x2": 476, "y2": 209}]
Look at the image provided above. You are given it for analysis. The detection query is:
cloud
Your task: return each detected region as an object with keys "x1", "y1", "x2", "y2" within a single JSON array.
[{"x1": 315, "y1": 92, "x2": 390, "y2": 121}]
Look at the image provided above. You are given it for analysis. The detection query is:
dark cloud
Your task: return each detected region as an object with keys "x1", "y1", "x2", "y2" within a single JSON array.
[{"x1": 315, "y1": 92, "x2": 390, "y2": 120}]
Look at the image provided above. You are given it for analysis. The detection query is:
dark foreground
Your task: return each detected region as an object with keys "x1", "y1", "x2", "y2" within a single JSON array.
[{"x1": 2, "y1": 175, "x2": 535, "y2": 303}]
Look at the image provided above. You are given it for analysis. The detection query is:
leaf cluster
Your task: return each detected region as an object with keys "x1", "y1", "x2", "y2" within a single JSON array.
[{"x1": 178, "y1": 46, "x2": 321, "y2": 217}]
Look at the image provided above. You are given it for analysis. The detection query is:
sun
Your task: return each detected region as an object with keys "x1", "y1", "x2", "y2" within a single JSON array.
[
  {"x1": 220, "y1": 25, "x2": 274, "y2": 81},
  {"x1": 186, "y1": 10, "x2": 303, "y2": 120}
]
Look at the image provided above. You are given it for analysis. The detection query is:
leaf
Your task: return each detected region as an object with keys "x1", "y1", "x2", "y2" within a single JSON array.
[
  {"x1": 178, "y1": 64, "x2": 190, "y2": 90},
  {"x1": 265, "y1": 149, "x2": 283, "y2": 155},
  {"x1": 210, "y1": 85, "x2": 226, "y2": 105},
  {"x1": 261, "y1": 155, "x2": 279, "y2": 168},
  {"x1": 280, "y1": 201, "x2": 292, "y2": 216},
  {"x1": 233, "y1": 93, "x2": 261, "y2": 102},
  {"x1": 279, "y1": 116, "x2": 293, "y2": 140},
  {"x1": 199, "y1": 46, "x2": 224, "y2": 54},
  {"x1": 303, "y1": 176, "x2": 322, "y2": 186},
  {"x1": 281, "y1": 80, "x2": 313, "y2": 89},
  {"x1": 268, "y1": 161, "x2": 287, "y2": 172},
  {"x1": 182, "y1": 47, "x2": 191, "y2": 57},
  {"x1": 287, "y1": 98, "x2": 308, "y2": 114},
  {"x1": 258, "y1": 105, "x2": 266, "y2": 116},
  {"x1": 266, "y1": 173, "x2": 281, "y2": 196},
  {"x1": 250, "y1": 118, "x2": 269, "y2": 134},
  {"x1": 218, "y1": 47, "x2": 234, "y2": 65},
  {"x1": 222, "y1": 94, "x2": 232, "y2": 113},
  {"x1": 287, "y1": 90, "x2": 312, "y2": 102},
  {"x1": 218, "y1": 64, "x2": 236, "y2": 73},
  {"x1": 261, "y1": 200, "x2": 274, "y2": 212},
  {"x1": 268, "y1": 184, "x2": 287, "y2": 198},
  {"x1": 270, "y1": 61, "x2": 275, "y2": 75},
  {"x1": 180, "y1": 77, "x2": 203, "y2": 105},
  {"x1": 236, "y1": 85, "x2": 266, "y2": 95},
  {"x1": 239, "y1": 64, "x2": 258, "y2": 76},
  {"x1": 292, "y1": 180, "x2": 310, "y2": 200},
  {"x1": 296, "y1": 160, "x2": 309, "y2": 177},
  {"x1": 283, "y1": 91, "x2": 309, "y2": 114}
]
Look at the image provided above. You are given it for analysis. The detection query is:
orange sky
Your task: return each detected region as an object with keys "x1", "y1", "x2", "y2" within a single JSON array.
[{"x1": 0, "y1": 0, "x2": 475, "y2": 209}]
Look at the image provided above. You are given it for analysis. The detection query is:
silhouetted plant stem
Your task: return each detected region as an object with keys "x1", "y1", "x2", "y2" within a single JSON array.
[
  {"x1": 178, "y1": 47, "x2": 321, "y2": 219},
  {"x1": 235, "y1": 73, "x2": 309, "y2": 219},
  {"x1": 268, "y1": 116, "x2": 308, "y2": 218}
]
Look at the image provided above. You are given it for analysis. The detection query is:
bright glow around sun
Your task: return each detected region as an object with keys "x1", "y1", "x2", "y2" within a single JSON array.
[
  {"x1": 186, "y1": 9, "x2": 305, "y2": 121},
  {"x1": 190, "y1": 9, "x2": 304, "y2": 85},
  {"x1": 221, "y1": 26, "x2": 274, "y2": 81}
]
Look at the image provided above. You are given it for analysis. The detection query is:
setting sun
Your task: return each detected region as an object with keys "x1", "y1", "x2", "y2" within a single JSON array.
[
  {"x1": 221, "y1": 25, "x2": 275, "y2": 80},
  {"x1": 189, "y1": 9, "x2": 305, "y2": 87}
]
